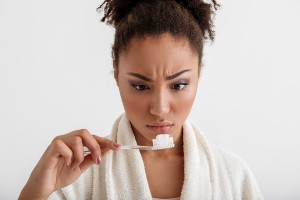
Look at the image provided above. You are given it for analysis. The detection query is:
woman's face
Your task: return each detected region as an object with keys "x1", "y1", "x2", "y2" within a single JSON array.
[{"x1": 116, "y1": 33, "x2": 199, "y2": 145}]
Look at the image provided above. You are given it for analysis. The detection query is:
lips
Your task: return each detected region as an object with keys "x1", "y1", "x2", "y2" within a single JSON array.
[{"x1": 146, "y1": 123, "x2": 174, "y2": 134}]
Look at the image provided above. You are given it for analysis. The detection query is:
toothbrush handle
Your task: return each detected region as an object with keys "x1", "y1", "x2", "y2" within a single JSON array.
[
  {"x1": 120, "y1": 145, "x2": 153, "y2": 150},
  {"x1": 83, "y1": 145, "x2": 153, "y2": 154}
]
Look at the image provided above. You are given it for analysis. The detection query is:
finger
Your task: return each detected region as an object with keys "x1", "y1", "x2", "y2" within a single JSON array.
[
  {"x1": 79, "y1": 154, "x2": 94, "y2": 172},
  {"x1": 100, "y1": 147, "x2": 114, "y2": 158},
  {"x1": 93, "y1": 135, "x2": 120, "y2": 150},
  {"x1": 93, "y1": 135, "x2": 120, "y2": 158},
  {"x1": 73, "y1": 129, "x2": 101, "y2": 165},
  {"x1": 64, "y1": 136, "x2": 85, "y2": 170},
  {"x1": 49, "y1": 139, "x2": 73, "y2": 167}
]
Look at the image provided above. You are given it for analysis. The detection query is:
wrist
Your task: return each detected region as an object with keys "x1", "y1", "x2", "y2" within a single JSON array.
[{"x1": 19, "y1": 183, "x2": 49, "y2": 200}]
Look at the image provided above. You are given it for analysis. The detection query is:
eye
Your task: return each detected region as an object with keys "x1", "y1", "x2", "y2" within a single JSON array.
[
  {"x1": 131, "y1": 84, "x2": 149, "y2": 91},
  {"x1": 171, "y1": 83, "x2": 189, "y2": 91}
]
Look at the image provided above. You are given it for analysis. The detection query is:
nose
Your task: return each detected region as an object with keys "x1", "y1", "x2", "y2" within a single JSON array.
[{"x1": 149, "y1": 89, "x2": 170, "y2": 117}]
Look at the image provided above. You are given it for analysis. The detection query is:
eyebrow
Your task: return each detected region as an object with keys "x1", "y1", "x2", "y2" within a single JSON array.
[{"x1": 127, "y1": 69, "x2": 191, "y2": 82}]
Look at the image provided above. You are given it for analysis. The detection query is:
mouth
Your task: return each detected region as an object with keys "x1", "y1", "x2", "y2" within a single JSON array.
[{"x1": 146, "y1": 123, "x2": 174, "y2": 134}]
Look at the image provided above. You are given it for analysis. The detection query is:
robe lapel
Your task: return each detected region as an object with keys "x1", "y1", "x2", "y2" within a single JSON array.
[
  {"x1": 105, "y1": 114, "x2": 152, "y2": 199},
  {"x1": 180, "y1": 121, "x2": 213, "y2": 199}
]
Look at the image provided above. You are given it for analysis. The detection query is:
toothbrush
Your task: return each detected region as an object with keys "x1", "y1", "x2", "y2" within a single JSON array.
[{"x1": 84, "y1": 134, "x2": 175, "y2": 154}]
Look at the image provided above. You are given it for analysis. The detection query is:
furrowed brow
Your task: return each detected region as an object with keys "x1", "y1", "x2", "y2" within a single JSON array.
[
  {"x1": 127, "y1": 72, "x2": 153, "y2": 82},
  {"x1": 127, "y1": 69, "x2": 191, "y2": 82},
  {"x1": 166, "y1": 69, "x2": 191, "y2": 80}
]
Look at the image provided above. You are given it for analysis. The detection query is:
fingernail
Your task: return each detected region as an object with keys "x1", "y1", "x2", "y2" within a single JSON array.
[
  {"x1": 97, "y1": 155, "x2": 101, "y2": 165},
  {"x1": 113, "y1": 143, "x2": 120, "y2": 148}
]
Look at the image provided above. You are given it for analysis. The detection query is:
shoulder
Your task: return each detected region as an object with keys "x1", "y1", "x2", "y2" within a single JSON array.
[
  {"x1": 210, "y1": 145, "x2": 264, "y2": 199},
  {"x1": 211, "y1": 144, "x2": 249, "y2": 173},
  {"x1": 210, "y1": 144, "x2": 255, "y2": 181}
]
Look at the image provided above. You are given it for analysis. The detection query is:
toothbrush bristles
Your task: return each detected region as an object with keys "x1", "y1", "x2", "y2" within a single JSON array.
[{"x1": 152, "y1": 134, "x2": 175, "y2": 150}]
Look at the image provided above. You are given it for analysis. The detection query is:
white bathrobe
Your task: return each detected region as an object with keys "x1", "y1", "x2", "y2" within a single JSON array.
[{"x1": 49, "y1": 113, "x2": 264, "y2": 200}]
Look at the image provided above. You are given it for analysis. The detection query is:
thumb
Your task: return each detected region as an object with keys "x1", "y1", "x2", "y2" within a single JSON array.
[{"x1": 79, "y1": 154, "x2": 94, "y2": 172}]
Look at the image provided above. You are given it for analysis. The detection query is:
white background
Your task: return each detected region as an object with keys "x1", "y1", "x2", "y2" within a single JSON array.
[{"x1": 0, "y1": 0, "x2": 299, "y2": 199}]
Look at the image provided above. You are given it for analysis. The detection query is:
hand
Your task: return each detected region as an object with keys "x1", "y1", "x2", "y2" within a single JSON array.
[{"x1": 19, "y1": 129, "x2": 120, "y2": 200}]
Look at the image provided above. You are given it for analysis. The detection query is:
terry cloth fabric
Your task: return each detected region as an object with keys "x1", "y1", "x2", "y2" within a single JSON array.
[{"x1": 48, "y1": 113, "x2": 264, "y2": 200}]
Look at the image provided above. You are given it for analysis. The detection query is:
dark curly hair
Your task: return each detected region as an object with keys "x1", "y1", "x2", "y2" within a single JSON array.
[{"x1": 97, "y1": 0, "x2": 219, "y2": 70}]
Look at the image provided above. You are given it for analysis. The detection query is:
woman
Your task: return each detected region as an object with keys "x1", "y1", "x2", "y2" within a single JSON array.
[{"x1": 19, "y1": 0, "x2": 264, "y2": 199}]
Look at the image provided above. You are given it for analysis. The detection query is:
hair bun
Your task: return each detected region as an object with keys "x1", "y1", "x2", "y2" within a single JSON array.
[
  {"x1": 97, "y1": 0, "x2": 219, "y2": 40},
  {"x1": 97, "y1": 0, "x2": 148, "y2": 26},
  {"x1": 175, "y1": 0, "x2": 219, "y2": 40}
]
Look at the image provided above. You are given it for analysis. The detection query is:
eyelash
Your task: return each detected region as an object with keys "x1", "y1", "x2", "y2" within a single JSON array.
[{"x1": 130, "y1": 82, "x2": 189, "y2": 92}]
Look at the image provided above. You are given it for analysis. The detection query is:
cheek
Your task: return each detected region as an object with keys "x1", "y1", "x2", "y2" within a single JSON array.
[
  {"x1": 119, "y1": 86, "x2": 148, "y2": 118},
  {"x1": 173, "y1": 86, "x2": 197, "y2": 119}
]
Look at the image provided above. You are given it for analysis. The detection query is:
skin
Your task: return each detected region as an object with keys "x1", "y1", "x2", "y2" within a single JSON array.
[
  {"x1": 19, "y1": 33, "x2": 200, "y2": 199},
  {"x1": 116, "y1": 33, "x2": 200, "y2": 198}
]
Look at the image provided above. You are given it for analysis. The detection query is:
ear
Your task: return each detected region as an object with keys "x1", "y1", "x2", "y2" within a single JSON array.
[{"x1": 113, "y1": 60, "x2": 119, "y2": 87}]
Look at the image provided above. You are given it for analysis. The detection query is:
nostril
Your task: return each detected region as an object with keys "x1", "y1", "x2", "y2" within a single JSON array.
[
  {"x1": 150, "y1": 103, "x2": 170, "y2": 116},
  {"x1": 150, "y1": 93, "x2": 170, "y2": 115}
]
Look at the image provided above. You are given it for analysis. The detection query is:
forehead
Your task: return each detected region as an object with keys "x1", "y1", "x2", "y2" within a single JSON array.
[{"x1": 119, "y1": 33, "x2": 199, "y2": 73}]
